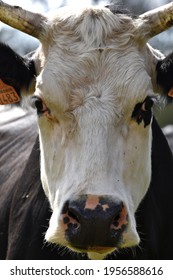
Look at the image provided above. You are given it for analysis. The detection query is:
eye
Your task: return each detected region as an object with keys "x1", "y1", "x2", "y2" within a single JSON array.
[
  {"x1": 141, "y1": 98, "x2": 154, "y2": 111},
  {"x1": 31, "y1": 96, "x2": 49, "y2": 116},
  {"x1": 131, "y1": 97, "x2": 154, "y2": 127}
]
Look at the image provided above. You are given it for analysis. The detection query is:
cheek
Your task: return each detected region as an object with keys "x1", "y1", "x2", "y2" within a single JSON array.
[
  {"x1": 38, "y1": 121, "x2": 64, "y2": 204},
  {"x1": 122, "y1": 126, "x2": 152, "y2": 209}
]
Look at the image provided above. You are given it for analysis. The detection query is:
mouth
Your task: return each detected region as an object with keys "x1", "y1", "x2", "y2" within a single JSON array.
[
  {"x1": 68, "y1": 244, "x2": 116, "y2": 259},
  {"x1": 87, "y1": 247, "x2": 116, "y2": 260}
]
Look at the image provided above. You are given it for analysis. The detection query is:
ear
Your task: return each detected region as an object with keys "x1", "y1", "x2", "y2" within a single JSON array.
[
  {"x1": 0, "y1": 42, "x2": 36, "y2": 105},
  {"x1": 156, "y1": 52, "x2": 173, "y2": 101}
]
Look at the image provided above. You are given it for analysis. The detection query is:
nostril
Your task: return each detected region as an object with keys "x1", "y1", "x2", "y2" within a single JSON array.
[
  {"x1": 112, "y1": 213, "x2": 121, "y2": 227},
  {"x1": 111, "y1": 202, "x2": 123, "y2": 224},
  {"x1": 61, "y1": 201, "x2": 69, "y2": 215},
  {"x1": 61, "y1": 201, "x2": 81, "y2": 228},
  {"x1": 68, "y1": 208, "x2": 80, "y2": 224},
  {"x1": 61, "y1": 202, "x2": 81, "y2": 240},
  {"x1": 110, "y1": 202, "x2": 128, "y2": 238}
]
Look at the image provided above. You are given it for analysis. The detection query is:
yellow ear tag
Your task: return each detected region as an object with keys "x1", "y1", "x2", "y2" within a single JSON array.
[
  {"x1": 168, "y1": 87, "x2": 173, "y2": 98},
  {"x1": 0, "y1": 79, "x2": 20, "y2": 105}
]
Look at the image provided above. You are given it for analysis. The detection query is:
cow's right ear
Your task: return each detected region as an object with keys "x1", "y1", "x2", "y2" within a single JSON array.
[
  {"x1": 156, "y1": 52, "x2": 173, "y2": 102},
  {"x1": 0, "y1": 42, "x2": 36, "y2": 105}
]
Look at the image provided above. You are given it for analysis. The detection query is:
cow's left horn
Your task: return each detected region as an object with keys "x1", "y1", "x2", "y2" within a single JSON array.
[
  {"x1": 0, "y1": 0, "x2": 46, "y2": 39},
  {"x1": 136, "y1": 2, "x2": 173, "y2": 42}
]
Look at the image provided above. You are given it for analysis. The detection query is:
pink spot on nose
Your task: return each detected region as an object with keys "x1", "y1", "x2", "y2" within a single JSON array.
[
  {"x1": 84, "y1": 195, "x2": 109, "y2": 211},
  {"x1": 84, "y1": 195, "x2": 100, "y2": 210}
]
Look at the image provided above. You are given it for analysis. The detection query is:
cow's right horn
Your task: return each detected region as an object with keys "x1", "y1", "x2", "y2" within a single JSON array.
[{"x1": 0, "y1": 0, "x2": 46, "y2": 39}]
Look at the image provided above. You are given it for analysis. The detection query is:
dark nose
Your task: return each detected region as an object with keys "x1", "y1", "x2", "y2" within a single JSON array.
[{"x1": 61, "y1": 195, "x2": 128, "y2": 250}]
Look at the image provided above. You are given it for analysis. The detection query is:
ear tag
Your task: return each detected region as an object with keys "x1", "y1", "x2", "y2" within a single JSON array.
[
  {"x1": 168, "y1": 87, "x2": 173, "y2": 98},
  {"x1": 0, "y1": 79, "x2": 20, "y2": 105}
]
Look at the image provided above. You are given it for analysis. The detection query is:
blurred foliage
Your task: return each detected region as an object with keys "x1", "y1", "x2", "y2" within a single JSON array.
[{"x1": 155, "y1": 103, "x2": 173, "y2": 127}]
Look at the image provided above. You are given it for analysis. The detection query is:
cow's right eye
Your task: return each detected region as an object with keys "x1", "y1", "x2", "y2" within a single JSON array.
[{"x1": 31, "y1": 96, "x2": 48, "y2": 116}]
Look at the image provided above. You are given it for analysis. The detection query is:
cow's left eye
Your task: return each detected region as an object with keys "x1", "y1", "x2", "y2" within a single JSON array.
[
  {"x1": 132, "y1": 97, "x2": 154, "y2": 127},
  {"x1": 141, "y1": 98, "x2": 154, "y2": 111},
  {"x1": 31, "y1": 96, "x2": 49, "y2": 116}
]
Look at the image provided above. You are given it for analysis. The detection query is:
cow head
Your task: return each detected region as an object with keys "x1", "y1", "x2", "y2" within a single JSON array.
[{"x1": 1, "y1": 1, "x2": 173, "y2": 259}]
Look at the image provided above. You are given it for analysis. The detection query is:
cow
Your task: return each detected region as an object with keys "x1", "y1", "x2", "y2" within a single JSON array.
[{"x1": 0, "y1": 1, "x2": 173, "y2": 260}]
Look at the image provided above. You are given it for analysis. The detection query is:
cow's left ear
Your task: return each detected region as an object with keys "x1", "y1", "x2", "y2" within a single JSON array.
[
  {"x1": 156, "y1": 52, "x2": 173, "y2": 101},
  {"x1": 0, "y1": 42, "x2": 36, "y2": 105}
]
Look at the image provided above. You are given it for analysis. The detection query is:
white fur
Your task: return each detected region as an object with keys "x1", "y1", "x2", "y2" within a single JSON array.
[{"x1": 30, "y1": 6, "x2": 162, "y2": 259}]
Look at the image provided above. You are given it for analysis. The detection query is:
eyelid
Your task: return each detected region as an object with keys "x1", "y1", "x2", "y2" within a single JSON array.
[{"x1": 31, "y1": 96, "x2": 49, "y2": 115}]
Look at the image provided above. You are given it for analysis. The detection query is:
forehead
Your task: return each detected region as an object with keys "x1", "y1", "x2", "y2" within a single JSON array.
[{"x1": 36, "y1": 6, "x2": 153, "y2": 115}]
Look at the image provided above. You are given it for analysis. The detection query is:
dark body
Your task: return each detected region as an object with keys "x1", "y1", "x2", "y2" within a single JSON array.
[{"x1": 0, "y1": 106, "x2": 173, "y2": 260}]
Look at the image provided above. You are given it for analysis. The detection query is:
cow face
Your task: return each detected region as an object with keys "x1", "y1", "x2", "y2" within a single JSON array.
[
  {"x1": 1, "y1": 3, "x2": 173, "y2": 259},
  {"x1": 32, "y1": 7, "x2": 159, "y2": 259}
]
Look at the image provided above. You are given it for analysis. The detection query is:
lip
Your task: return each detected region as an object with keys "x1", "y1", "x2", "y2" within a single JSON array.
[
  {"x1": 88, "y1": 246, "x2": 116, "y2": 254},
  {"x1": 69, "y1": 244, "x2": 116, "y2": 255},
  {"x1": 87, "y1": 247, "x2": 117, "y2": 260}
]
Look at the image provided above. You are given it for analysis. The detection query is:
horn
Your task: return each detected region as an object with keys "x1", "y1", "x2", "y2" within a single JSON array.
[
  {"x1": 136, "y1": 2, "x2": 173, "y2": 42},
  {"x1": 0, "y1": 0, "x2": 46, "y2": 39}
]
